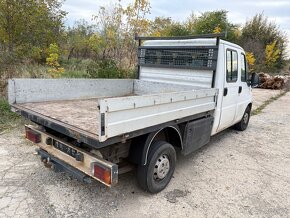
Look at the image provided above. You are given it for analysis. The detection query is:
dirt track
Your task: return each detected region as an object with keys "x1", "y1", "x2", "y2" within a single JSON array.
[{"x1": 0, "y1": 89, "x2": 289, "y2": 218}]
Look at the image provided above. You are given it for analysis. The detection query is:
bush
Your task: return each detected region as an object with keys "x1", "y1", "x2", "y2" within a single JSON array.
[
  {"x1": 0, "y1": 98, "x2": 21, "y2": 132},
  {"x1": 87, "y1": 59, "x2": 136, "y2": 79},
  {"x1": 0, "y1": 52, "x2": 18, "y2": 71},
  {"x1": 61, "y1": 58, "x2": 91, "y2": 72},
  {"x1": 46, "y1": 43, "x2": 64, "y2": 78},
  {"x1": 61, "y1": 70, "x2": 89, "y2": 78}
]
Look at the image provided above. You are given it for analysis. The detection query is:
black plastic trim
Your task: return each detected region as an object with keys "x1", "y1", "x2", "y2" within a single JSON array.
[{"x1": 101, "y1": 113, "x2": 105, "y2": 136}]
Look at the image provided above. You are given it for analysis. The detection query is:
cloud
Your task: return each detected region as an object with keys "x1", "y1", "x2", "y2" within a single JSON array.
[
  {"x1": 62, "y1": 0, "x2": 99, "y2": 25},
  {"x1": 62, "y1": 0, "x2": 138, "y2": 25}
]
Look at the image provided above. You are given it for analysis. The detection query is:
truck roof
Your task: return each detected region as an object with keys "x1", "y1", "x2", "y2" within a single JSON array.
[{"x1": 143, "y1": 38, "x2": 244, "y2": 51}]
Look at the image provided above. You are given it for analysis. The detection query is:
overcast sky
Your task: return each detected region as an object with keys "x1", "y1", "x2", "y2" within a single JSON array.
[{"x1": 62, "y1": 0, "x2": 290, "y2": 55}]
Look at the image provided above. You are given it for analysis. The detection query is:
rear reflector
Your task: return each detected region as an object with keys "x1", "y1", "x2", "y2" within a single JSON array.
[
  {"x1": 91, "y1": 162, "x2": 111, "y2": 185},
  {"x1": 25, "y1": 128, "x2": 41, "y2": 143}
]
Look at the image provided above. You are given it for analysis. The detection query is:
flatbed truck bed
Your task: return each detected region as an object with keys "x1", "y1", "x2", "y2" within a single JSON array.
[
  {"x1": 18, "y1": 98, "x2": 101, "y2": 134},
  {"x1": 10, "y1": 78, "x2": 217, "y2": 145}
]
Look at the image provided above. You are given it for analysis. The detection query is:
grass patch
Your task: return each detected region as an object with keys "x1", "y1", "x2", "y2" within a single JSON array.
[
  {"x1": 251, "y1": 90, "x2": 288, "y2": 116},
  {"x1": 0, "y1": 98, "x2": 22, "y2": 133}
]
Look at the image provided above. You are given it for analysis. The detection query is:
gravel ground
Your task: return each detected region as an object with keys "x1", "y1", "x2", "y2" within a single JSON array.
[
  {"x1": 0, "y1": 89, "x2": 289, "y2": 218},
  {"x1": 251, "y1": 88, "x2": 282, "y2": 110}
]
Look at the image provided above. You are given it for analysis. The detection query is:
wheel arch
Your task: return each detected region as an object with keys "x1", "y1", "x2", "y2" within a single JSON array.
[{"x1": 128, "y1": 125, "x2": 183, "y2": 166}]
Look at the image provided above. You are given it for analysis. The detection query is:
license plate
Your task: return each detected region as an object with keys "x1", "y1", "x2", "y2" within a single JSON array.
[{"x1": 52, "y1": 140, "x2": 78, "y2": 159}]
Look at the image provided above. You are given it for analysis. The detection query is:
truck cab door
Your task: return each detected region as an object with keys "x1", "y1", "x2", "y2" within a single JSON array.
[
  {"x1": 234, "y1": 53, "x2": 252, "y2": 123},
  {"x1": 217, "y1": 48, "x2": 239, "y2": 131}
]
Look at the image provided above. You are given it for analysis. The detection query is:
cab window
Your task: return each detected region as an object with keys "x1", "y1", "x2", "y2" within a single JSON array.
[
  {"x1": 241, "y1": 53, "x2": 247, "y2": 82},
  {"x1": 226, "y1": 50, "x2": 238, "y2": 82}
]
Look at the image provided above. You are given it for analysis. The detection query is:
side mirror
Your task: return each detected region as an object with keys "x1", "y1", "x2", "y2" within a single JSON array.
[{"x1": 249, "y1": 73, "x2": 260, "y2": 88}]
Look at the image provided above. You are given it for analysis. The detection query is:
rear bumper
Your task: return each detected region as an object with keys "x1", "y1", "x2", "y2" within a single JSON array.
[
  {"x1": 37, "y1": 149, "x2": 92, "y2": 183},
  {"x1": 25, "y1": 125, "x2": 118, "y2": 187}
]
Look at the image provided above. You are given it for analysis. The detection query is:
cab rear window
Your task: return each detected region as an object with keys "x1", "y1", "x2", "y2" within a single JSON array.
[
  {"x1": 241, "y1": 53, "x2": 248, "y2": 82},
  {"x1": 226, "y1": 50, "x2": 238, "y2": 82}
]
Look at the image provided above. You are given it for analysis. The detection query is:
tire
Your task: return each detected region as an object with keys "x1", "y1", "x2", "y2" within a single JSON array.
[
  {"x1": 234, "y1": 106, "x2": 251, "y2": 131},
  {"x1": 137, "y1": 141, "x2": 176, "y2": 193}
]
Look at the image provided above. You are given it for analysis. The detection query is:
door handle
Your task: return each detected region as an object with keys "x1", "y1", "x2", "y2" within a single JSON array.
[
  {"x1": 238, "y1": 86, "x2": 242, "y2": 93},
  {"x1": 223, "y1": 87, "x2": 228, "y2": 96}
]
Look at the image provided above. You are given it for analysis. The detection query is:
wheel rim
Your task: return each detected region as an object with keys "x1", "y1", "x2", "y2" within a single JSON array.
[
  {"x1": 243, "y1": 112, "x2": 249, "y2": 124},
  {"x1": 153, "y1": 154, "x2": 170, "y2": 180}
]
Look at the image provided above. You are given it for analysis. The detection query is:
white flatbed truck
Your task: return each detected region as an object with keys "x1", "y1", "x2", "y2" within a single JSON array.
[{"x1": 8, "y1": 33, "x2": 259, "y2": 193}]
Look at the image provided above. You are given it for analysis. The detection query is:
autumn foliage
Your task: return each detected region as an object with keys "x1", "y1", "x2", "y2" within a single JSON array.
[
  {"x1": 0, "y1": 0, "x2": 288, "y2": 79},
  {"x1": 245, "y1": 52, "x2": 256, "y2": 67},
  {"x1": 46, "y1": 43, "x2": 65, "y2": 78}
]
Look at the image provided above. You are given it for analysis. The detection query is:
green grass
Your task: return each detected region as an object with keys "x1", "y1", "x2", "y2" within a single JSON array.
[
  {"x1": 0, "y1": 98, "x2": 22, "y2": 133},
  {"x1": 251, "y1": 90, "x2": 288, "y2": 116}
]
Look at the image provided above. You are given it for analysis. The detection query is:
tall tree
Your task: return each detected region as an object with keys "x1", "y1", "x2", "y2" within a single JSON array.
[
  {"x1": 265, "y1": 40, "x2": 281, "y2": 70},
  {"x1": 66, "y1": 20, "x2": 95, "y2": 60},
  {"x1": 162, "y1": 21, "x2": 191, "y2": 36},
  {"x1": 240, "y1": 13, "x2": 287, "y2": 72},
  {"x1": 148, "y1": 17, "x2": 173, "y2": 36},
  {"x1": 90, "y1": 0, "x2": 151, "y2": 69},
  {"x1": 0, "y1": 0, "x2": 66, "y2": 59},
  {"x1": 191, "y1": 10, "x2": 239, "y2": 42}
]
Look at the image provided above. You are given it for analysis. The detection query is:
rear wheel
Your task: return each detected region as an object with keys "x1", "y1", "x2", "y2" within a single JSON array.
[
  {"x1": 137, "y1": 141, "x2": 176, "y2": 193},
  {"x1": 234, "y1": 106, "x2": 251, "y2": 131}
]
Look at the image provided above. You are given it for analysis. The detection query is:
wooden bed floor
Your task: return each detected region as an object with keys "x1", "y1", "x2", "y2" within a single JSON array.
[{"x1": 20, "y1": 99, "x2": 100, "y2": 135}]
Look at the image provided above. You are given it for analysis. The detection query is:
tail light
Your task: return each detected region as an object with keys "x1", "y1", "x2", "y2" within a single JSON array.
[
  {"x1": 25, "y1": 127, "x2": 41, "y2": 143},
  {"x1": 91, "y1": 162, "x2": 111, "y2": 185}
]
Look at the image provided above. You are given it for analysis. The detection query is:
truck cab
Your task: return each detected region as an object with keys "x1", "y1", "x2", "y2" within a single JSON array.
[
  {"x1": 213, "y1": 40, "x2": 252, "y2": 133},
  {"x1": 138, "y1": 36, "x2": 252, "y2": 135}
]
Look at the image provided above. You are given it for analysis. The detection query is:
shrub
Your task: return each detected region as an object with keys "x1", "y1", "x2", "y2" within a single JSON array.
[
  {"x1": 87, "y1": 59, "x2": 135, "y2": 79},
  {"x1": 61, "y1": 58, "x2": 92, "y2": 72},
  {"x1": 61, "y1": 70, "x2": 89, "y2": 78},
  {"x1": 46, "y1": 43, "x2": 64, "y2": 78},
  {"x1": 0, "y1": 98, "x2": 21, "y2": 132}
]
